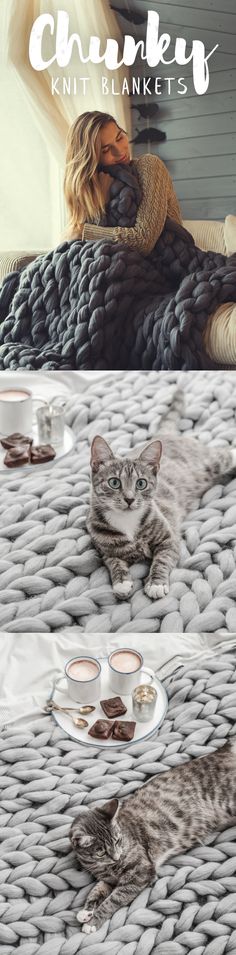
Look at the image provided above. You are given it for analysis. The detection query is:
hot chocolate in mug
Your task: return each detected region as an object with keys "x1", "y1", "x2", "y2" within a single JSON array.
[
  {"x1": 108, "y1": 647, "x2": 155, "y2": 695},
  {"x1": 0, "y1": 387, "x2": 47, "y2": 436},
  {"x1": 65, "y1": 656, "x2": 101, "y2": 703}
]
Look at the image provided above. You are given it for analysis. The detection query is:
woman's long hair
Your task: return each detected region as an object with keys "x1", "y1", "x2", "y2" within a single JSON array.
[{"x1": 64, "y1": 111, "x2": 117, "y2": 239}]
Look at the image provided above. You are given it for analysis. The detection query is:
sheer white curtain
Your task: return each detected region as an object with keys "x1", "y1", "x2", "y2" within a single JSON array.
[{"x1": 1, "y1": 0, "x2": 131, "y2": 250}]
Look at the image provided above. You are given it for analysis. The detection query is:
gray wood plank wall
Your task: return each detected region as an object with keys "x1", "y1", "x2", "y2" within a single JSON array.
[{"x1": 111, "y1": 0, "x2": 236, "y2": 220}]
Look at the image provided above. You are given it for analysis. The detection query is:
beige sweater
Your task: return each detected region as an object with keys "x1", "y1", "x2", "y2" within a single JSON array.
[{"x1": 82, "y1": 153, "x2": 182, "y2": 255}]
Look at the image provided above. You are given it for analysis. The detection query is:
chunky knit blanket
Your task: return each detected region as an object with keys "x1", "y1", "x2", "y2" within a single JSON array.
[
  {"x1": 1, "y1": 650, "x2": 236, "y2": 955},
  {"x1": 0, "y1": 164, "x2": 236, "y2": 371},
  {"x1": 1, "y1": 369, "x2": 236, "y2": 634}
]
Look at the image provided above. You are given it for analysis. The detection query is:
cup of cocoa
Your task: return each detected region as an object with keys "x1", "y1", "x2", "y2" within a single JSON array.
[
  {"x1": 0, "y1": 387, "x2": 47, "y2": 436},
  {"x1": 0, "y1": 387, "x2": 33, "y2": 435},
  {"x1": 65, "y1": 656, "x2": 101, "y2": 703},
  {"x1": 108, "y1": 647, "x2": 155, "y2": 695}
]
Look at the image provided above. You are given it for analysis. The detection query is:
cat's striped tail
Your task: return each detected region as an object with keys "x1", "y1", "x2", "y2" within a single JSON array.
[{"x1": 158, "y1": 385, "x2": 184, "y2": 433}]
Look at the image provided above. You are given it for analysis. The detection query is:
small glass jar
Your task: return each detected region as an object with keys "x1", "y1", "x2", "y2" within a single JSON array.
[
  {"x1": 36, "y1": 403, "x2": 65, "y2": 447},
  {"x1": 132, "y1": 684, "x2": 157, "y2": 722}
]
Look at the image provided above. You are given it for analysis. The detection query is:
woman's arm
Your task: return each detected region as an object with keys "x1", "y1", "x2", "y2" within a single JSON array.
[{"x1": 82, "y1": 154, "x2": 182, "y2": 255}]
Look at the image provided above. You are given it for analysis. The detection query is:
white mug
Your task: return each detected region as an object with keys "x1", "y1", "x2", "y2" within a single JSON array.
[
  {"x1": 0, "y1": 387, "x2": 46, "y2": 436},
  {"x1": 65, "y1": 656, "x2": 101, "y2": 704},
  {"x1": 108, "y1": 647, "x2": 155, "y2": 695}
]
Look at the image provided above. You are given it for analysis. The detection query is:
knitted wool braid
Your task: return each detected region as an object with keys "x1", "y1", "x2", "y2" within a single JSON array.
[{"x1": 0, "y1": 163, "x2": 236, "y2": 371}]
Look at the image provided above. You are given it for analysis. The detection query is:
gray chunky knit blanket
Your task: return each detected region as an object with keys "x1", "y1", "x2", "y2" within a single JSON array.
[
  {"x1": 1, "y1": 370, "x2": 236, "y2": 634},
  {"x1": 1, "y1": 650, "x2": 236, "y2": 955},
  {"x1": 0, "y1": 163, "x2": 236, "y2": 371}
]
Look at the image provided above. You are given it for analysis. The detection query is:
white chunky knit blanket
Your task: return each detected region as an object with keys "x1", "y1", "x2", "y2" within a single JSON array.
[
  {"x1": 1, "y1": 370, "x2": 236, "y2": 633},
  {"x1": 0, "y1": 650, "x2": 236, "y2": 954}
]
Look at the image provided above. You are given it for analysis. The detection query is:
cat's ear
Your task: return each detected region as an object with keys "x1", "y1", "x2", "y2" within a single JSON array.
[
  {"x1": 138, "y1": 440, "x2": 162, "y2": 472},
  {"x1": 91, "y1": 435, "x2": 114, "y2": 472},
  {"x1": 79, "y1": 834, "x2": 94, "y2": 847},
  {"x1": 70, "y1": 826, "x2": 93, "y2": 849},
  {"x1": 97, "y1": 798, "x2": 120, "y2": 822}
]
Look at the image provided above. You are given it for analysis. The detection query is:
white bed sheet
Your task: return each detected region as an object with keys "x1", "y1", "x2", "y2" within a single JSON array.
[
  {"x1": 0, "y1": 370, "x2": 115, "y2": 398},
  {"x1": 1, "y1": 630, "x2": 236, "y2": 725}
]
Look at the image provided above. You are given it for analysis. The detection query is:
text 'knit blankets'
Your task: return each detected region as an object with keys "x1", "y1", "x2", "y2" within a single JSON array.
[
  {"x1": 0, "y1": 652, "x2": 236, "y2": 954},
  {"x1": 1, "y1": 370, "x2": 236, "y2": 632},
  {"x1": 0, "y1": 164, "x2": 236, "y2": 370}
]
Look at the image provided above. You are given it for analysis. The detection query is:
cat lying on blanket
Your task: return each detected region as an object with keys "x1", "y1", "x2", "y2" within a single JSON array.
[
  {"x1": 87, "y1": 434, "x2": 236, "y2": 600},
  {"x1": 70, "y1": 740, "x2": 236, "y2": 933}
]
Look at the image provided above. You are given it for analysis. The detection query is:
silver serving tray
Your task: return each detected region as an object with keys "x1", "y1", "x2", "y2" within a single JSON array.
[{"x1": 51, "y1": 659, "x2": 168, "y2": 749}]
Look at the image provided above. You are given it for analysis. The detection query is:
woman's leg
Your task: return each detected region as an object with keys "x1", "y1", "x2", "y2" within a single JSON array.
[{"x1": 203, "y1": 302, "x2": 236, "y2": 364}]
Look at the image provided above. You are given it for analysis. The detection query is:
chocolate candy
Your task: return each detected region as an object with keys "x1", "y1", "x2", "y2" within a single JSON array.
[
  {"x1": 100, "y1": 696, "x2": 127, "y2": 719},
  {"x1": 30, "y1": 444, "x2": 56, "y2": 464},
  {"x1": 2, "y1": 435, "x2": 56, "y2": 469},
  {"x1": 112, "y1": 721, "x2": 136, "y2": 741},
  {"x1": 4, "y1": 446, "x2": 30, "y2": 468},
  {"x1": 88, "y1": 720, "x2": 114, "y2": 739},
  {"x1": 1, "y1": 432, "x2": 33, "y2": 450}
]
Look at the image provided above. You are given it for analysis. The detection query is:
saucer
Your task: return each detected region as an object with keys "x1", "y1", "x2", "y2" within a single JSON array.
[
  {"x1": 51, "y1": 659, "x2": 168, "y2": 748},
  {"x1": 0, "y1": 423, "x2": 75, "y2": 473}
]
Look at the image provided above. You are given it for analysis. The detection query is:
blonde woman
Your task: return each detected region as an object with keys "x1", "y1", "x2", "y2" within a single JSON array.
[
  {"x1": 64, "y1": 110, "x2": 236, "y2": 365},
  {"x1": 64, "y1": 110, "x2": 182, "y2": 255}
]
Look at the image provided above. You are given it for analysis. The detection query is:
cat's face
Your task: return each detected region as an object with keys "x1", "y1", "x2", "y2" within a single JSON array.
[
  {"x1": 90, "y1": 436, "x2": 162, "y2": 513},
  {"x1": 70, "y1": 799, "x2": 123, "y2": 872}
]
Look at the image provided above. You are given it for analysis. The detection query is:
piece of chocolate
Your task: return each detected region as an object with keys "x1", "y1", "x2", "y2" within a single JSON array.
[
  {"x1": 88, "y1": 720, "x2": 114, "y2": 739},
  {"x1": 100, "y1": 696, "x2": 127, "y2": 719},
  {"x1": 4, "y1": 445, "x2": 30, "y2": 468},
  {"x1": 112, "y1": 721, "x2": 136, "y2": 742},
  {"x1": 30, "y1": 444, "x2": 56, "y2": 464},
  {"x1": 1, "y1": 432, "x2": 33, "y2": 450}
]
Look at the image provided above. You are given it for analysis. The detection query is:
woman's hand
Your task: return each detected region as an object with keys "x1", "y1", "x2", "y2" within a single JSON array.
[{"x1": 98, "y1": 171, "x2": 115, "y2": 203}]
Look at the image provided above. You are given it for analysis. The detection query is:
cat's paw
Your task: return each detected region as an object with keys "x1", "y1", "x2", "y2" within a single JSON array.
[
  {"x1": 77, "y1": 908, "x2": 94, "y2": 924},
  {"x1": 145, "y1": 581, "x2": 169, "y2": 600},
  {"x1": 113, "y1": 579, "x2": 133, "y2": 599},
  {"x1": 82, "y1": 923, "x2": 97, "y2": 934}
]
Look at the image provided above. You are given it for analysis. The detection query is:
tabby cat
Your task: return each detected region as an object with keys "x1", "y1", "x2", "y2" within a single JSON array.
[
  {"x1": 88, "y1": 433, "x2": 236, "y2": 599},
  {"x1": 70, "y1": 740, "x2": 236, "y2": 933}
]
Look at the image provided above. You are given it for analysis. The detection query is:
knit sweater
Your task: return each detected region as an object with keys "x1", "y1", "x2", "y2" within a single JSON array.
[{"x1": 82, "y1": 153, "x2": 182, "y2": 255}]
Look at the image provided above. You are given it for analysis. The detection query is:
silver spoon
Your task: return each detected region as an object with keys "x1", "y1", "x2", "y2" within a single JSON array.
[
  {"x1": 44, "y1": 701, "x2": 81, "y2": 715},
  {"x1": 44, "y1": 702, "x2": 89, "y2": 729},
  {"x1": 44, "y1": 701, "x2": 93, "y2": 727},
  {"x1": 72, "y1": 717, "x2": 89, "y2": 729}
]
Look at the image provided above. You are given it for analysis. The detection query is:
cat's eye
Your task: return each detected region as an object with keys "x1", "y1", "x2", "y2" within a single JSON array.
[
  {"x1": 108, "y1": 478, "x2": 121, "y2": 489},
  {"x1": 136, "y1": 479, "x2": 148, "y2": 490}
]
